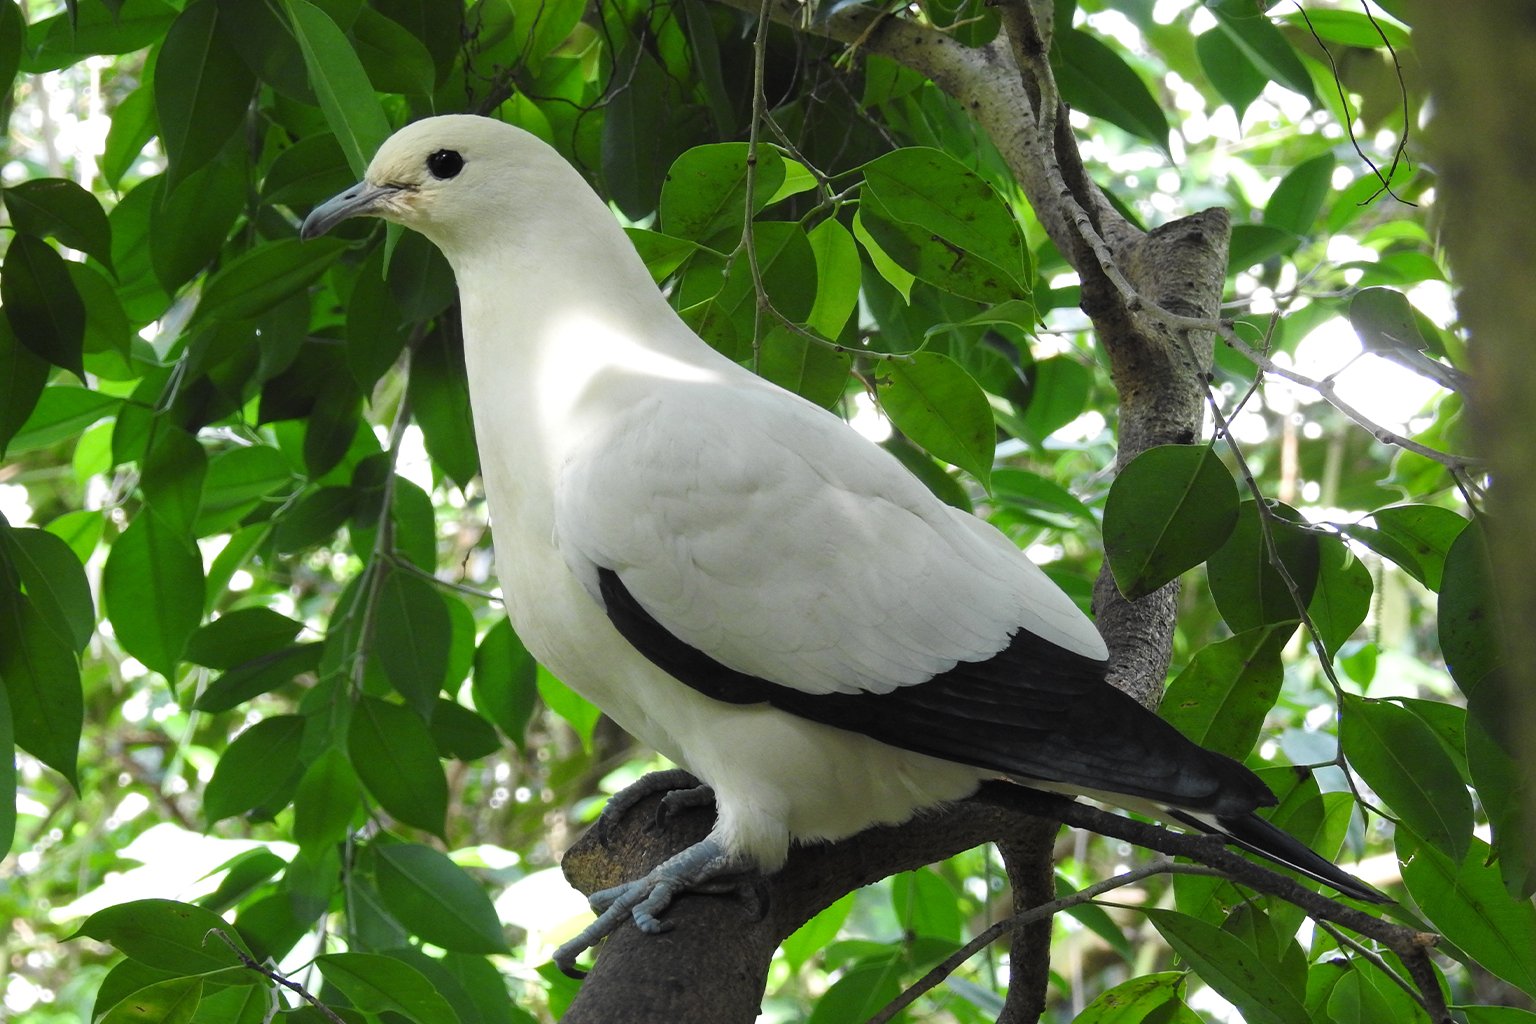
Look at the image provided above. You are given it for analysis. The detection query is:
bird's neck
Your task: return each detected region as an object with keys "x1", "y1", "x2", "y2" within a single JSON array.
[{"x1": 448, "y1": 202, "x2": 735, "y2": 529}]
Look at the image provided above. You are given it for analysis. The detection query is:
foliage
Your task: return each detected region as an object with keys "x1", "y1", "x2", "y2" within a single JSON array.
[{"x1": 0, "y1": 0, "x2": 1524, "y2": 1022}]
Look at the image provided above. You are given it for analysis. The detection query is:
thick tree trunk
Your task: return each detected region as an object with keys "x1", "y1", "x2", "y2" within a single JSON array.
[{"x1": 560, "y1": 3, "x2": 1227, "y2": 1020}]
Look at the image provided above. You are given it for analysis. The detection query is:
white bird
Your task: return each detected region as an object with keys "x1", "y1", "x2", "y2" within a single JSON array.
[{"x1": 302, "y1": 115, "x2": 1381, "y2": 970}]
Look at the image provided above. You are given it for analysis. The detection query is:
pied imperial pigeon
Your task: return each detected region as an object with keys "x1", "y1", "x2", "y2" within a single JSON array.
[{"x1": 303, "y1": 115, "x2": 1381, "y2": 971}]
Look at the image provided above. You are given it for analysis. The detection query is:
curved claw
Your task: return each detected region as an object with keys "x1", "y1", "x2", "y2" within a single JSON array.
[
  {"x1": 551, "y1": 837, "x2": 738, "y2": 977},
  {"x1": 593, "y1": 768, "x2": 705, "y2": 841}
]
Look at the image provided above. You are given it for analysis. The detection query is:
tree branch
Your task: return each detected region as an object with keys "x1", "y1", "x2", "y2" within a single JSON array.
[{"x1": 558, "y1": 778, "x2": 1446, "y2": 1024}]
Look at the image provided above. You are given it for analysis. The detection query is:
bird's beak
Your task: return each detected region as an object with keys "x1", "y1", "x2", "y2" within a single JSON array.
[{"x1": 301, "y1": 181, "x2": 403, "y2": 240}]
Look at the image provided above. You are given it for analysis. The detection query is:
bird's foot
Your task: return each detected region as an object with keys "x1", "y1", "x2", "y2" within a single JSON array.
[
  {"x1": 594, "y1": 768, "x2": 714, "y2": 839},
  {"x1": 552, "y1": 837, "x2": 745, "y2": 978}
]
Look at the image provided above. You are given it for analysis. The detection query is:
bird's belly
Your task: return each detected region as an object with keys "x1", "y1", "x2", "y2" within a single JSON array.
[{"x1": 492, "y1": 538, "x2": 984, "y2": 870}]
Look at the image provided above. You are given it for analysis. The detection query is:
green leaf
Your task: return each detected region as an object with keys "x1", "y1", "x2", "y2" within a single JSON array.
[
  {"x1": 193, "y1": 643, "x2": 323, "y2": 713},
  {"x1": 151, "y1": 156, "x2": 247, "y2": 293},
  {"x1": 600, "y1": 45, "x2": 680, "y2": 221},
  {"x1": 756, "y1": 327, "x2": 851, "y2": 409},
  {"x1": 431, "y1": 698, "x2": 501, "y2": 761},
  {"x1": 263, "y1": 134, "x2": 355, "y2": 210},
  {"x1": 1341, "y1": 694, "x2": 1471, "y2": 863},
  {"x1": 1263, "y1": 153, "x2": 1335, "y2": 237},
  {"x1": 1146, "y1": 908, "x2": 1309, "y2": 1024},
  {"x1": 71, "y1": 261, "x2": 134, "y2": 378},
  {"x1": 859, "y1": 148, "x2": 1029, "y2": 302},
  {"x1": 1161, "y1": 625, "x2": 1289, "y2": 759},
  {"x1": 203, "y1": 715, "x2": 306, "y2": 823},
  {"x1": 1228, "y1": 224, "x2": 1299, "y2": 271},
  {"x1": 536, "y1": 670, "x2": 600, "y2": 750},
  {"x1": 103, "y1": 84, "x2": 157, "y2": 189},
  {"x1": 1461, "y1": 1008, "x2": 1536, "y2": 1024},
  {"x1": 805, "y1": 957, "x2": 904, "y2": 1024},
  {"x1": 273, "y1": 486, "x2": 355, "y2": 553},
  {"x1": 409, "y1": 333, "x2": 480, "y2": 489},
  {"x1": 195, "y1": 238, "x2": 346, "y2": 324},
  {"x1": 0, "y1": 319, "x2": 49, "y2": 456},
  {"x1": 293, "y1": 745, "x2": 361, "y2": 850},
  {"x1": 375, "y1": 843, "x2": 509, "y2": 953},
  {"x1": 344, "y1": 247, "x2": 408, "y2": 391},
  {"x1": 1, "y1": 523, "x2": 95, "y2": 653},
  {"x1": 0, "y1": 666, "x2": 14, "y2": 857},
  {"x1": 1370, "y1": 503, "x2": 1466, "y2": 592},
  {"x1": 197, "y1": 849, "x2": 288, "y2": 914},
  {"x1": 1207, "y1": 0, "x2": 1317, "y2": 103},
  {"x1": 153, "y1": 0, "x2": 255, "y2": 189},
  {"x1": 472, "y1": 618, "x2": 538, "y2": 749},
  {"x1": 141, "y1": 427, "x2": 208, "y2": 536},
  {"x1": 1398, "y1": 833, "x2": 1536, "y2": 998},
  {"x1": 1104, "y1": 444, "x2": 1239, "y2": 600},
  {"x1": 302, "y1": 372, "x2": 363, "y2": 478},
  {"x1": 75, "y1": 899, "x2": 256, "y2": 975},
  {"x1": 287, "y1": 0, "x2": 392, "y2": 178},
  {"x1": 103, "y1": 511, "x2": 205, "y2": 679},
  {"x1": 1438, "y1": 518, "x2": 1501, "y2": 701},
  {"x1": 3, "y1": 178, "x2": 113, "y2": 270},
  {"x1": 1279, "y1": 9, "x2": 1410, "y2": 49},
  {"x1": 6, "y1": 385, "x2": 120, "y2": 456},
  {"x1": 891, "y1": 868, "x2": 962, "y2": 944},
  {"x1": 0, "y1": 585, "x2": 82, "y2": 788},
  {"x1": 3, "y1": 233, "x2": 86, "y2": 377},
  {"x1": 880, "y1": 352, "x2": 995, "y2": 486},
  {"x1": 188, "y1": 983, "x2": 269, "y2": 1024},
  {"x1": 1017, "y1": 356, "x2": 1093, "y2": 445},
  {"x1": 1307, "y1": 534, "x2": 1373, "y2": 656},
  {"x1": 625, "y1": 227, "x2": 703, "y2": 284},
  {"x1": 677, "y1": 222, "x2": 815, "y2": 362},
  {"x1": 659, "y1": 142, "x2": 786, "y2": 246},
  {"x1": 314, "y1": 952, "x2": 460, "y2": 1024},
  {"x1": 852, "y1": 207, "x2": 915, "y2": 301},
  {"x1": 198, "y1": 446, "x2": 296, "y2": 534},
  {"x1": 0, "y1": 1, "x2": 19, "y2": 109},
  {"x1": 373, "y1": 568, "x2": 452, "y2": 716},
  {"x1": 781, "y1": 892, "x2": 854, "y2": 970},
  {"x1": 98, "y1": 975, "x2": 203, "y2": 1024},
  {"x1": 108, "y1": 177, "x2": 173, "y2": 324},
  {"x1": 27, "y1": 1, "x2": 177, "y2": 72},
  {"x1": 350, "y1": 6, "x2": 436, "y2": 95},
  {"x1": 1055, "y1": 28, "x2": 1170, "y2": 147},
  {"x1": 805, "y1": 218, "x2": 862, "y2": 340},
  {"x1": 186, "y1": 608, "x2": 305, "y2": 670},
  {"x1": 1466, "y1": 714, "x2": 1536, "y2": 898},
  {"x1": 1350, "y1": 287, "x2": 1433, "y2": 358},
  {"x1": 1073, "y1": 972, "x2": 1185, "y2": 1023},
  {"x1": 1206, "y1": 500, "x2": 1319, "y2": 635},
  {"x1": 990, "y1": 468, "x2": 1094, "y2": 528},
  {"x1": 1196, "y1": 24, "x2": 1266, "y2": 116},
  {"x1": 349, "y1": 696, "x2": 447, "y2": 836}
]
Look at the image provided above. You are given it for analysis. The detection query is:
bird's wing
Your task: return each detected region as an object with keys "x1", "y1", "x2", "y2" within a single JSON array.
[
  {"x1": 555, "y1": 377, "x2": 1269, "y2": 814},
  {"x1": 555, "y1": 378, "x2": 1105, "y2": 698}
]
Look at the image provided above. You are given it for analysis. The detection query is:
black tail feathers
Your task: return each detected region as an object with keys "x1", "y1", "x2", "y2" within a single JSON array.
[{"x1": 1170, "y1": 808, "x2": 1389, "y2": 903}]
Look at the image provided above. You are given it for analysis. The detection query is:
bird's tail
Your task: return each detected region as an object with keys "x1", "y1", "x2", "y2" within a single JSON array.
[{"x1": 1168, "y1": 808, "x2": 1388, "y2": 903}]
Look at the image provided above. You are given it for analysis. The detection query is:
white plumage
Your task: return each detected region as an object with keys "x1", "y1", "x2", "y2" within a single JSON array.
[{"x1": 302, "y1": 115, "x2": 1380, "y2": 969}]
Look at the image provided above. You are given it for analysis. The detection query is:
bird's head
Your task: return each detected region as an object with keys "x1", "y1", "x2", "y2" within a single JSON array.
[{"x1": 301, "y1": 115, "x2": 567, "y2": 254}]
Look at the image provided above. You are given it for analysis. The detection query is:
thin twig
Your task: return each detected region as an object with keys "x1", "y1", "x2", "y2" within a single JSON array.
[
  {"x1": 1293, "y1": 3, "x2": 1412, "y2": 207},
  {"x1": 865, "y1": 861, "x2": 1221, "y2": 1024},
  {"x1": 742, "y1": 0, "x2": 773, "y2": 373},
  {"x1": 387, "y1": 554, "x2": 501, "y2": 603},
  {"x1": 1315, "y1": 918, "x2": 1438, "y2": 1017},
  {"x1": 205, "y1": 929, "x2": 349, "y2": 1024}
]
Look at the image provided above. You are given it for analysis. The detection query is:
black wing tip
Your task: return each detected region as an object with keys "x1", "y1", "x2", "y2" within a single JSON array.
[{"x1": 1213, "y1": 812, "x2": 1392, "y2": 904}]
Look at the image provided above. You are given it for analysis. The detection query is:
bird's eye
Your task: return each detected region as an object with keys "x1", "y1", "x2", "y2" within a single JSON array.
[{"x1": 427, "y1": 149, "x2": 464, "y2": 179}]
